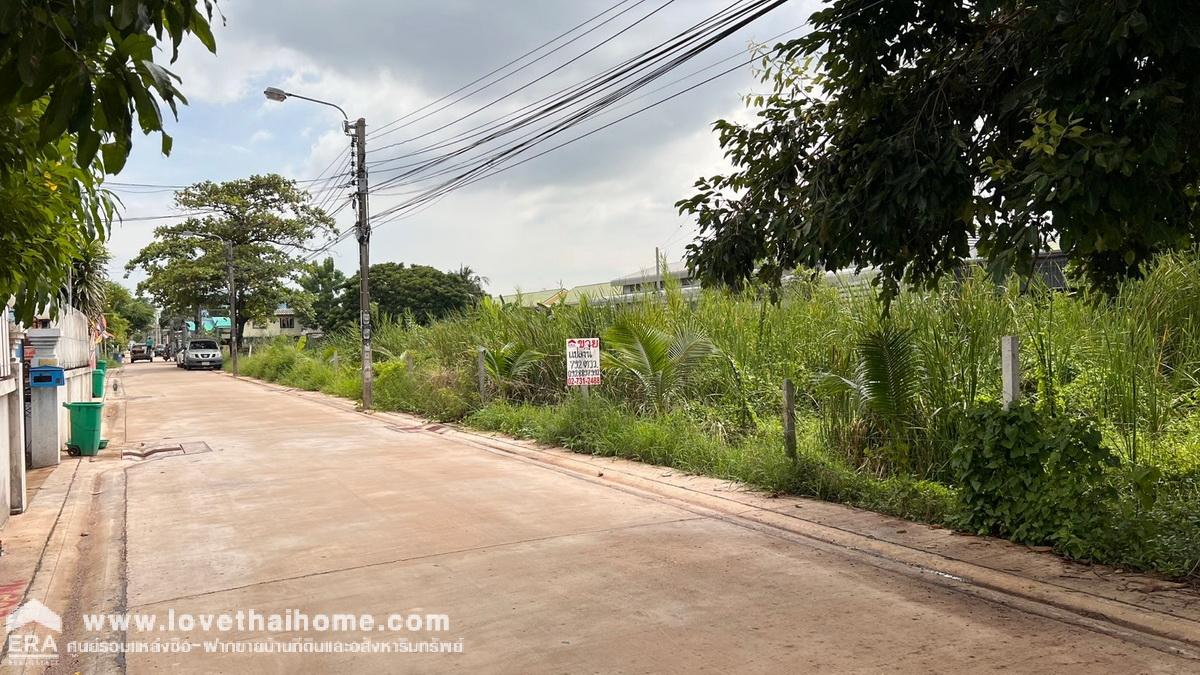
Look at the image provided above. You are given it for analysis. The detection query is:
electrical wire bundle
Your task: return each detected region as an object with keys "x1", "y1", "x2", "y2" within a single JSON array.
[{"x1": 303, "y1": 0, "x2": 795, "y2": 259}]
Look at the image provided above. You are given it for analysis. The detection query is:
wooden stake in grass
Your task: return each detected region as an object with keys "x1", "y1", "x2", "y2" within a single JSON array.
[
  {"x1": 1002, "y1": 335, "x2": 1020, "y2": 410},
  {"x1": 476, "y1": 346, "x2": 489, "y2": 402},
  {"x1": 783, "y1": 378, "x2": 797, "y2": 459}
]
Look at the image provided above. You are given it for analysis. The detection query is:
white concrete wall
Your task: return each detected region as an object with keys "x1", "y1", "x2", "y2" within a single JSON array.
[
  {"x1": 0, "y1": 375, "x2": 14, "y2": 526},
  {"x1": 27, "y1": 306, "x2": 97, "y2": 469},
  {"x1": 6, "y1": 320, "x2": 27, "y2": 518}
]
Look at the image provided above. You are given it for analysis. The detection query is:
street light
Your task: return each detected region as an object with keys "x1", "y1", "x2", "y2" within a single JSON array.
[
  {"x1": 262, "y1": 87, "x2": 349, "y2": 124},
  {"x1": 264, "y1": 86, "x2": 374, "y2": 410}
]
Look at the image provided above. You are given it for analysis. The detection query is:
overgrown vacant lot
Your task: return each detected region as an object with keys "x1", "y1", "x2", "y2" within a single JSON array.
[{"x1": 237, "y1": 256, "x2": 1200, "y2": 579}]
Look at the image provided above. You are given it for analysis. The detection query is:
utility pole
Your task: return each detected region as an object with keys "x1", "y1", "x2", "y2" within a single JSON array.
[
  {"x1": 226, "y1": 239, "x2": 238, "y2": 377},
  {"x1": 353, "y1": 117, "x2": 373, "y2": 410},
  {"x1": 262, "y1": 86, "x2": 370, "y2": 408}
]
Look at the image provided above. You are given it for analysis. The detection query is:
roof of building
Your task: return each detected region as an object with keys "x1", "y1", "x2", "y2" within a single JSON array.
[
  {"x1": 563, "y1": 282, "x2": 619, "y2": 304},
  {"x1": 610, "y1": 261, "x2": 691, "y2": 286},
  {"x1": 185, "y1": 316, "x2": 231, "y2": 331},
  {"x1": 495, "y1": 288, "x2": 566, "y2": 308}
]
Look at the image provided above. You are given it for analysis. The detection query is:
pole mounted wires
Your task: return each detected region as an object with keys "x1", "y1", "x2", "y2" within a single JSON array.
[{"x1": 301, "y1": 0, "x2": 793, "y2": 260}]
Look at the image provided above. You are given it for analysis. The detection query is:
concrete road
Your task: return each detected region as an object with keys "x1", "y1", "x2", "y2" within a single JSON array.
[{"x1": 98, "y1": 361, "x2": 1194, "y2": 673}]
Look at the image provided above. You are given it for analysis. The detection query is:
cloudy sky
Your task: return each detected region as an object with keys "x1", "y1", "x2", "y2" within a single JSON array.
[{"x1": 112, "y1": 0, "x2": 821, "y2": 295}]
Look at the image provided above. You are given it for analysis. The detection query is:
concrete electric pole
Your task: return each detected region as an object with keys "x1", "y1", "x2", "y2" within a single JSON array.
[
  {"x1": 226, "y1": 239, "x2": 238, "y2": 378},
  {"x1": 353, "y1": 117, "x2": 373, "y2": 410},
  {"x1": 263, "y1": 87, "x2": 372, "y2": 410}
]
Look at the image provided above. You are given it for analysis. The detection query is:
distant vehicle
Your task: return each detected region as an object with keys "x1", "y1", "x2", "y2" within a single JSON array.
[
  {"x1": 129, "y1": 344, "x2": 152, "y2": 363},
  {"x1": 153, "y1": 344, "x2": 166, "y2": 360},
  {"x1": 178, "y1": 339, "x2": 223, "y2": 370}
]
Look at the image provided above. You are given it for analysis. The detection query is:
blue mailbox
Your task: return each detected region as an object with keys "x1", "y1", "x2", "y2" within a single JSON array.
[{"x1": 30, "y1": 366, "x2": 66, "y2": 388}]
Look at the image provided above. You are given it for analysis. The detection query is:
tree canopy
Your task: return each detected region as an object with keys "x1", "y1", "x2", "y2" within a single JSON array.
[
  {"x1": 103, "y1": 281, "x2": 156, "y2": 343},
  {"x1": 126, "y1": 174, "x2": 334, "y2": 344},
  {"x1": 679, "y1": 1, "x2": 1200, "y2": 301},
  {"x1": 0, "y1": 1, "x2": 218, "y2": 322},
  {"x1": 347, "y1": 262, "x2": 483, "y2": 325},
  {"x1": 297, "y1": 257, "x2": 349, "y2": 332}
]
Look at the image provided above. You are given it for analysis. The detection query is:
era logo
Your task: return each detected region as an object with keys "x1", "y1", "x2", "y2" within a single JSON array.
[{"x1": 4, "y1": 599, "x2": 61, "y2": 663}]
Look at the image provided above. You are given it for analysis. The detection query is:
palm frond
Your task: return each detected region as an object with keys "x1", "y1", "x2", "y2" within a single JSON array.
[
  {"x1": 602, "y1": 317, "x2": 718, "y2": 413},
  {"x1": 856, "y1": 326, "x2": 920, "y2": 424}
]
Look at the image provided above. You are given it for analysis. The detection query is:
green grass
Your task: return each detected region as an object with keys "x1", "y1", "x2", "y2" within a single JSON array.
[{"x1": 466, "y1": 397, "x2": 958, "y2": 524}]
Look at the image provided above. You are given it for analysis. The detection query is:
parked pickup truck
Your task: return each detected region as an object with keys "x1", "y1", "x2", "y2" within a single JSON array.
[
  {"x1": 177, "y1": 339, "x2": 223, "y2": 371},
  {"x1": 129, "y1": 344, "x2": 152, "y2": 363}
]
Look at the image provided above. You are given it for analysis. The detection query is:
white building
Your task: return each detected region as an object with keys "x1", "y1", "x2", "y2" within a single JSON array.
[{"x1": 241, "y1": 303, "x2": 310, "y2": 341}]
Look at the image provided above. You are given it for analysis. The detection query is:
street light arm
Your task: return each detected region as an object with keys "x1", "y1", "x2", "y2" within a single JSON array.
[{"x1": 276, "y1": 90, "x2": 349, "y2": 121}]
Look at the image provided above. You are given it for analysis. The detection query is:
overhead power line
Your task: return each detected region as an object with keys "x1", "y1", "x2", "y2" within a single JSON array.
[
  {"x1": 368, "y1": 0, "x2": 787, "y2": 197},
  {"x1": 370, "y1": 0, "x2": 652, "y2": 141},
  {"x1": 365, "y1": 0, "x2": 777, "y2": 193},
  {"x1": 306, "y1": 0, "x2": 777, "y2": 258},
  {"x1": 302, "y1": 0, "x2": 896, "y2": 263},
  {"x1": 373, "y1": 56, "x2": 757, "y2": 230},
  {"x1": 369, "y1": 0, "x2": 677, "y2": 154},
  {"x1": 366, "y1": 19, "x2": 815, "y2": 190},
  {"x1": 302, "y1": 0, "x2": 792, "y2": 262},
  {"x1": 117, "y1": 211, "x2": 217, "y2": 222}
]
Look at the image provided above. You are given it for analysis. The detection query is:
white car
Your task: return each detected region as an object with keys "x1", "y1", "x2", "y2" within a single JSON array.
[{"x1": 178, "y1": 339, "x2": 224, "y2": 370}]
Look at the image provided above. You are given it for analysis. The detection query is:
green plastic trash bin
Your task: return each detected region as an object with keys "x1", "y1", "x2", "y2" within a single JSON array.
[
  {"x1": 63, "y1": 401, "x2": 104, "y2": 456},
  {"x1": 95, "y1": 360, "x2": 108, "y2": 373},
  {"x1": 91, "y1": 368, "x2": 106, "y2": 398}
]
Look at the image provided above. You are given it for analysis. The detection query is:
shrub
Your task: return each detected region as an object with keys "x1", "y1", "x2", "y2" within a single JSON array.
[
  {"x1": 375, "y1": 360, "x2": 474, "y2": 421},
  {"x1": 951, "y1": 402, "x2": 1119, "y2": 550},
  {"x1": 1081, "y1": 468, "x2": 1200, "y2": 578}
]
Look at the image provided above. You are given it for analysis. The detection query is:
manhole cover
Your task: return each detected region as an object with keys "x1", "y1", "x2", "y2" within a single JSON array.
[
  {"x1": 123, "y1": 441, "x2": 213, "y2": 461},
  {"x1": 387, "y1": 423, "x2": 449, "y2": 434}
]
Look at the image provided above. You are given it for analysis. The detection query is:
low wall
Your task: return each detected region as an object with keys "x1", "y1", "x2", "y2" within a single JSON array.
[{"x1": 0, "y1": 374, "x2": 15, "y2": 526}]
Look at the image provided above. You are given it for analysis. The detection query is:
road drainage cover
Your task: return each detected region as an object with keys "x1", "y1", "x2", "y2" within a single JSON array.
[
  {"x1": 123, "y1": 441, "x2": 212, "y2": 461},
  {"x1": 387, "y1": 423, "x2": 450, "y2": 435}
]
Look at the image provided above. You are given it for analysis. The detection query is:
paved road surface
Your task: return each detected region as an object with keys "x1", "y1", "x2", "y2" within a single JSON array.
[{"x1": 98, "y1": 361, "x2": 1193, "y2": 672}]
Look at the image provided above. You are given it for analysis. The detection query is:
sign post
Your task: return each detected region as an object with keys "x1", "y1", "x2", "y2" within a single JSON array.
[{"x1": 566, "y1": 338, "x2": 601, "y2": 397}]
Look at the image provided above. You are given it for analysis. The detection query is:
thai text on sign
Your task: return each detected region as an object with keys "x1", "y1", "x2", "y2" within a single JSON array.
[{"x1": 566, "y1": 338, "x2": 601, "y2": 386}]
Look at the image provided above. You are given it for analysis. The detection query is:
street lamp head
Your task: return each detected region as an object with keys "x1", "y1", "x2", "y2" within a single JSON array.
[{"x1": 263, "y1": 87, "x2": 289, "y2": 102}]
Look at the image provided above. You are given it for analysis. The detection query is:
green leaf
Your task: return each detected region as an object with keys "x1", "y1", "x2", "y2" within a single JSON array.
[
  {"x1": 190, "y1": 14, "x2": 217, "y2": 54},
  {"x1": 39, "y1": 77, "x2": 81, "y2": 144},
  {"x1": 101, "y1": 139, "x2": 129, "y2": 174},
  {"x1": 77, "y1": 127, "x2": 102, "y2": 168}
]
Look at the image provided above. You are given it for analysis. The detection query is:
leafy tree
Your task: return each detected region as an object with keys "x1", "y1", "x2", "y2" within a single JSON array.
[
  {"x1": 103, "y1": 281, "x2": 156, "y2": 343},
  {"x1": 0, "y1": 1, "x2": 218, "y2": 173},
  {"x1": 297, "y1": 257, "x2": 349, "y2": 331},
  {"x1": 68, "y1": 239, "x2": 111, "y2": 319},
  {"x1": 453, "y1": 265, "x2": 488, "y2": 298},
  {"x1": 0, "y1": 1, "x2": 218, "y2": 321},
  {"x1": 126, "y1": 174, "x2": 334, "y2": 346},
  {"x1": 679, "y1": 1, "x2": 1200, "y2": 301},
  {"x1": 346, "y1": 262, "x2": 481, "y2": 325},
  {"x1": 1, "y1": 105, "x2": 110, "y2": 322}
]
